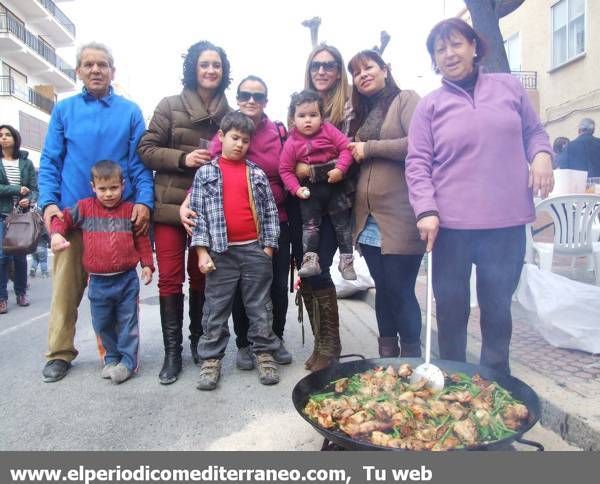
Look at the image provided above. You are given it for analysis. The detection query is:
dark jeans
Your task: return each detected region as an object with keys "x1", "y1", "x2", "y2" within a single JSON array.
[
  {"x1": 0, "y1": 218, "x2": 27, "y2": 300},
  {"x1": 433, "y1": 225, "x2": 525, "y2": 374},
  {"x1": 299, "y1": 181, "x2": 352, "y2": 254},
  {"x1": 88, "y1": 269, "x2": 140, "y2": 370},
  {"x1": 360, "y1": 244, "x2": 423, "y2": 344},
  {"x1": 288, "y1": 197, "x2": 337, "y2": 290},
  {"x1": 199, "y1": 242, "x2": 279, "y2": 360},
  {"x1": 233, "y1": 223, "x2": 290, "y2": 347}
]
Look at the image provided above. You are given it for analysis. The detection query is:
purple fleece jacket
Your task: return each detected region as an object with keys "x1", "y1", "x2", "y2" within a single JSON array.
[
  {"x1": 211, "y1": 115, "x2": 287, "y2": 222},
  {"x1": 405, "y1": 71, "x2": 552, "y2": 230},
  {"x1": 279, "y1": 122, "x2": 353, "y2": 194}
]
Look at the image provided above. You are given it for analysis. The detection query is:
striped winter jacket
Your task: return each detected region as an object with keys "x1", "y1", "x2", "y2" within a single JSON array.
[{"x1": 51, "y1": 197, "x2": 154, "y2": 274}]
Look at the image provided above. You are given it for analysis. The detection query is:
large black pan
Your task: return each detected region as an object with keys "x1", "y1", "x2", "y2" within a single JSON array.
[{"x1": 292, "y1": 357, "x2": 541, "y2": 451}]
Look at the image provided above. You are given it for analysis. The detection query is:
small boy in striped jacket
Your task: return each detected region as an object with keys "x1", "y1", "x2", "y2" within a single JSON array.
[{"x1": 50, "y1": 160, "x2": 154, "y2": 384}]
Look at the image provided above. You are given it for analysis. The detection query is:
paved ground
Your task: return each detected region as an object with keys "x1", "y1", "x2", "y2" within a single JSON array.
[{"x1": 0, "y1": 252, "x2": 582, "y2": 451}]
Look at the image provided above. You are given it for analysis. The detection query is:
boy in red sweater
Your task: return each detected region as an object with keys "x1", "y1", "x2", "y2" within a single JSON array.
[
  {"x1": 50, "y1": 160, "x2": 154, "y2": 384},
  {"x1": 190, "y1": 112, "x2": 281, "y2": 391}
]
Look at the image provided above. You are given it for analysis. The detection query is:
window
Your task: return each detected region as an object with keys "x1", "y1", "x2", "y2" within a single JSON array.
[
  {"x1": 19, "y1": 111, "x2": 48, "y2": 152},
  {"x1": 504, "y1": 33, "x2": 521, "y2": 71},
  {"x1": 552, "y1": 0, "x2": 585, "y2": 68}
]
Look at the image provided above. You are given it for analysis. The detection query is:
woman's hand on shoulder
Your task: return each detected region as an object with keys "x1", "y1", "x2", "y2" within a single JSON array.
[
  {"x1": 348, "y1": 142, "x2": 366, "y2": 162},
  {"x1": 416, "y1": 215, "x2": 439, "y2": 253},
  {"x1": 529, "y1": 152, "x2": 554, "y2": 199}
]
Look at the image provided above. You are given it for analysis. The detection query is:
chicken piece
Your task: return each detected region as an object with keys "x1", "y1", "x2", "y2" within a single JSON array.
[
  {"x1": 334, "y1": 378, "x2": 348, "y2": 393},
  {"x1": 473, "y1": 409, "x2": 491, "y2": 427},
  {"x1": 338, "y1": 408, "x2": 355, "y2": 421},
  {"x1": 387, "y1": 438, "x2": 406, "y2": 449},
  {"x1": 428, "y1": 400, "x2": 448, "y2": 417},
  {"x1": 410, "y1": 404, "x2": 428, "y2": 421},
  {"x1": 382, "y1": 374, "x2": 397, "y2": 392},
  {"x1": 397, "y1": 391, "x2": 414, "y2": 403},
  {"x1": 453, "y1": 419, "x2": 478, "y2": 446},
  {"x1": 385, "y1": 365, "x2": 396, "y2": 376},
  {"x1": 347, "y1": 410, "x2": 370, "y2": 425},
  {"x1": 346, "y1": 396, "x2": 361, "y2": 411},
  {"x1": 342, "y1": 420, "x2": 393, "y2": 438},
  {"x1": 432, "y1": 435, "x2": 461, "y2": 451},
  {"x1": 414, "y1": 389, "x2": 434, "y2": 399},
  {"x1": 502, "y1": 403, "x2": 529, "y2": 421},
  {"x1": 317, "y1": 412, "x2": 335, "y2": 429},
  {"x1": 440, "y1": 390, "x2": 472, "y2": 403},
  {"x1": 397, "y1": 363, "x2": 412, "y2": 378},
  {"x1": 408, "y1": 378, "x2": 428, "y2": 391},
  {"x1": 414, "y1": 425, "x2": 438, "y2": 442},
  {"x1": 370, "y1": 431, "x2": 392, "y2": 447},
  {"x1": 372, "y1": 402, "x2": 396, "y2": 421},
  {"x1": 448, "y1": 402, "x2": 467, "y2": 420},
  {"x1": 391, "y1": 411, "x2": 408, "y2": 427},
  {"x1": 503, "y1": 418, "x2": 521, "y2": 430}
]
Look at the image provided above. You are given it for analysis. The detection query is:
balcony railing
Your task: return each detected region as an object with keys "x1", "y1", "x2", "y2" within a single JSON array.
[
  {"x1": 0, "y1": 12, "x2": 76, "y2": 82},
  {"x1": 512, "y1": 70, "x2": 537, "y2": 90},
  {"x1": 0, "y1": 76, "x2": 55, "y2": 114},
  {"x1": 39, "y1": 0, "x2": 76, "y2": 37}
]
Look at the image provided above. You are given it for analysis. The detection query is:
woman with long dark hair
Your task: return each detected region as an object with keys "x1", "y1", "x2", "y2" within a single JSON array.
[
  {"x1": 138, "y1": 41, "x2": 232, "y2": 384},
  {"x1": 0, "y1": 124, "x2": 38, "y2": 313}
]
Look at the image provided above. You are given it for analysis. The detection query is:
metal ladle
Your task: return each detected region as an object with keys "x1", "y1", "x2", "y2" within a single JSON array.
[{"x1": 410, "y1": 251, "x2": 445, "y2": 392}]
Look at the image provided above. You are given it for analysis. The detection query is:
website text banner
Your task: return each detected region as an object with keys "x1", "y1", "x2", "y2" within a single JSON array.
[{"x1": 1, "y1": 451, "x2": 595, "y2": 484}]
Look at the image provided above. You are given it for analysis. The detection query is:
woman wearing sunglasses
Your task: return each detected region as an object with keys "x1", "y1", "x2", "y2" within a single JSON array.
[
  {"x1": 138, "y1": 40, "x2": 232, "y2": 385},
  {"x1": 291, "y1": 43, "x2": 354, "y2": 372}
]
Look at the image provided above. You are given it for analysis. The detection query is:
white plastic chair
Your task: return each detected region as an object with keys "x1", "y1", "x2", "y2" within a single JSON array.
[{"x1": 527, "y1": 194, "x2": 600, "y2": 285}]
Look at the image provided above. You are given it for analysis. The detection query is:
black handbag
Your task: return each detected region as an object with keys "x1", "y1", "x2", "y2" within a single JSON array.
[{"x1": 2, "y1": 207, "x2": 44, "y2": 255}]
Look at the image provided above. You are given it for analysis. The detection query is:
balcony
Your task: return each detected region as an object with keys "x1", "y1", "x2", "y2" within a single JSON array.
[
  {"x1": 13, "y1": 0, "x2": 75, "y2": 46},
  {"x1": 0, "y1": 11, "x2": 76, "y2": 92},
  {"x1": 512, "y1": 70, "x2": 537, "y2": 90},
  {"x1": 0, "y1": 75, "x2": 55, "y2": 114}
]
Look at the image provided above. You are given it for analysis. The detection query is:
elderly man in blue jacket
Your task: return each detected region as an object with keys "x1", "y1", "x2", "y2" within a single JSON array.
[
  {"x1": 558, "y1": 118, "x2": 600, "y2": 177},
  {"x1": 38, "y1": 42, "x2": 154, "y2": 383}
]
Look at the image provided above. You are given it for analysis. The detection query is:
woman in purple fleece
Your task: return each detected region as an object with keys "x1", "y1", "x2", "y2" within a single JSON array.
[{"x1": 405, "y1": 18, "x2": 554, "y2": 374}]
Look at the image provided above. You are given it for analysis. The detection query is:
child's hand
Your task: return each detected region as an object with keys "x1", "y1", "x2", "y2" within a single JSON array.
[
  {"x1": 141, "y1": 266, "x2": 153, "y2": 285},
  {"x1": 198, "y1": 250, "x2": 216, "y2": 274},
  {"x1": 263, "y1": 247, "x2": 273, "y2": 258},
  {"x1": 296, "y1": 187, "x2": 310, "y2": 199},
  {"x1": 348, "y1": 142, "x2": 366, "y2": 162},
  {"x1": 327, "y1": 168, "x2": 344, "y2": 184},
  {"x1": 50, "y1": 234, "x2": 70, "y2": 253}
]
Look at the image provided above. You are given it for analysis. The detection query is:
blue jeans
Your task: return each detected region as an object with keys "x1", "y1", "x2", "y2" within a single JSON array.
[
  {"x1": 88, "y1": 269, "x2": 140, "y2": 370},
  {"x1": 31, "y1": 242, "x2": 48, "y2": 273},
  {"x1": 432, "y1": 225, "x2": 525, "y2": 374},
  {"x1": 0, "y1": 218, "x2": 28, "y2": 301},
  {"x1": 360, "y1": 244, "x2": 423, "y2": 344}
]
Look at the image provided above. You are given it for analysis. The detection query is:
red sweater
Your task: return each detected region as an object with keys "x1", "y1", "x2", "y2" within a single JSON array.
[
  {"x1": 220, "y1": 156, "x2": 258, "y2": 242},
  {"x1": 51, "y1": 197, "x2": 154, "y2": 274}
]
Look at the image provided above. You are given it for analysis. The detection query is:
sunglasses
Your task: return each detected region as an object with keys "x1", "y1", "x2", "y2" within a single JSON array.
[
  {"x1": 237, "y1": 91, "x2": 267, "y2": 103},
  {"x1": 309, "y1": 61, "x2": 338, "y2": 73}
]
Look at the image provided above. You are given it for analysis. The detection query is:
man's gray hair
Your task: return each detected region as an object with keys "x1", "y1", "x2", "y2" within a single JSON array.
[
  {"x1": 76, "y1": 41, "x2": 115, "y2": 69},
  {"x1": 578, "y1": 118, "x2": 595, "y2": 134}
]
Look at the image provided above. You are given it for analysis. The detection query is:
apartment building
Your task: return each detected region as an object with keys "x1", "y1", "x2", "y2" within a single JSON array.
[
  {"x1": 0, "y1": 0, "x2": 76, "y2": 167},
  {"x1": 499, "y1": 0, "x2": 598, "y2": 142}
]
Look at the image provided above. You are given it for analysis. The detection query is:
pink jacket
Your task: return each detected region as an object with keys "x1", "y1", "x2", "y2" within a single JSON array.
[
  {"x1": 279, "y1": 122, "x2": 353, "y2": 194},
  {"x1": 211, "y1": 115, "x2": 287, "y2": 221}
]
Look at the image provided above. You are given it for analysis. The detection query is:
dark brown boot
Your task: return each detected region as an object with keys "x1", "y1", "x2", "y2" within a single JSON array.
[
  {"x1": 378, "y1": 336, "x2": 400, "y2": 358},
  {"x1": 400, "y1": 341, "x2": 422, "y2": 358},
  {"x1": 309, "y1": 286, "x2": 341, "y2": 372},
  {"x1": 297, "y1": 281, "x2": 320, "y2": 369}
]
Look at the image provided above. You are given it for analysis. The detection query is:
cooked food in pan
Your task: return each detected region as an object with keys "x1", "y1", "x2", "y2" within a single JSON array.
[{"x1": 304, "y1": 364, "x2": 529, "y2": 450}]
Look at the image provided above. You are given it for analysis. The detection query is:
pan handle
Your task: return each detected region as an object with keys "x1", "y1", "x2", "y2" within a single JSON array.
[
  {"x1": 337, "y1": 353, "x2": 366, "y2": 361},
  {"x1": 516, "y1": 438, "x2": 545, "y2": 451}
]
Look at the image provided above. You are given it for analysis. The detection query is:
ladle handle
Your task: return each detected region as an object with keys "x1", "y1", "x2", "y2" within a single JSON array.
[{"x1": 425, "y1": 251, "x2": 433, "y2": 365}]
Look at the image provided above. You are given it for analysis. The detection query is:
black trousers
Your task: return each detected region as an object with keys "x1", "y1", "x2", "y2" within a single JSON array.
[
  {"x1": 233, "y1": 223, "x2": 290, "y2": 347},
  {"x1": 299, "y1": 181, "x2": 352, "y2": 254},
  {"x1": 432, "y1": 225, "x2": 525, "y2": 374}
]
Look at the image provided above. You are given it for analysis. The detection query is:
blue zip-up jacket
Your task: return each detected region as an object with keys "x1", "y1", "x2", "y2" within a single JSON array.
[{"x1": 38, "y1": 87, "x2": 154, "y2": 211}]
